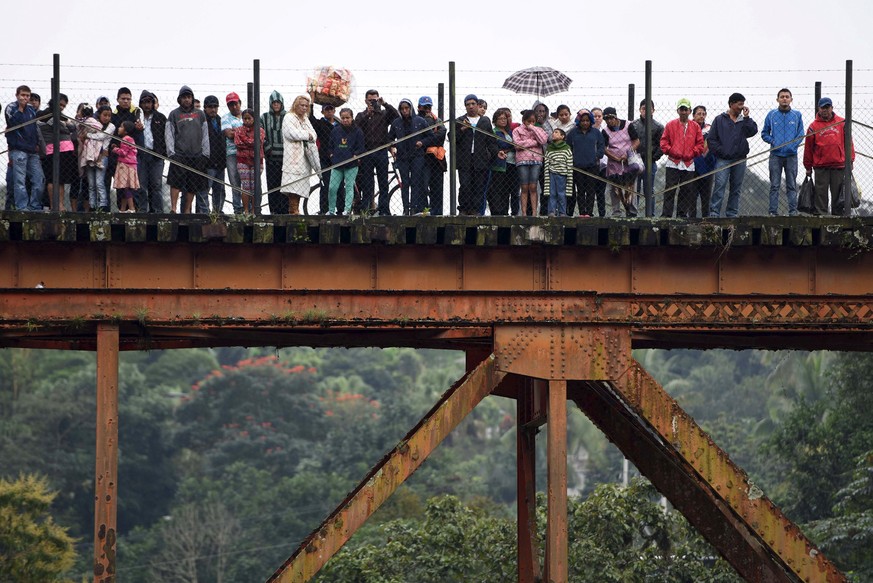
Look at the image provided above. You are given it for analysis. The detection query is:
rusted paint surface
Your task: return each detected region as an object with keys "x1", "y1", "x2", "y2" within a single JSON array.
[
  {"x1": 266, "y1": 354, "x2": 505, "y2": 583},
  {"x1": 545, "y1": 380, "x2": 568, "y2": 583},
  {"x1": 604, "y1": 361, "x2": 847, "y2": 583},
  {"x1": 7, "y1": 291, "x2": 873, "y2": 342},
  {"x1": 3, "y1": 238, "x2": 873, "y2": 295},
  {"x1": 517, "y1": 380, "x2": 541, "y2": 583},
  {"x1": 94, "y1": 323, "x2": 118, "y2": 583},
  {"x1": 494, "y1": 325, "x2": 632, "y2": 380}
]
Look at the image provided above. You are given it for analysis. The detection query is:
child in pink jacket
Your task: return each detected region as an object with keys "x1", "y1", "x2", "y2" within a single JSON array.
[
  {"x1": 512, "y1": 110, "x2": 548, "y2": 215},
  {"x1": 112, "y1": 121, "x2": 140, "y2": 212}
]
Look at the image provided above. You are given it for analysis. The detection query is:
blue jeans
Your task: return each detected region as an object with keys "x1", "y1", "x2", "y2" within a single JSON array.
[
  {"x1": 768, "y1": 154, "x2": 798, "y2": 215},
  {"x1": 137, "y1": 152, "x2": 165, "y2": 213},
  {"x1": 547, "y1": 173, "x2": 567, "y2": 216},
  {"x1": 709, "y1": 158, "x2": 746, "y2": 217},
  {"x1": 226, "y1": 155, "x2": 241, "y2": 213},
  {"x1": 86, "y1": 164, "x2": 108, "y2": 210},
  {"x1": 358, "y1": 150, "x2": 390, "y2": 215},
  {"x1": 395, "y1": 156, "x2": 426, "y2": 215},
  {"x1": 10, "y1": 150, "x2": 45, "y2": 210},
  {"x1": 203, "y1": 167, "x2": 225, "y2": 213}
]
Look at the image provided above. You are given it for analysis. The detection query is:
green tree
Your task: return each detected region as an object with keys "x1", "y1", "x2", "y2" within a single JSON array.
[
  {"x1": 317, "y1": 482, "x2": 741, "y2": 583},
  {"x1": 0, "y1": 474, "x2": 77, "y2": 583},
  {"x1": 807, "y1": 451, "x2": 873, "y2": 582}
]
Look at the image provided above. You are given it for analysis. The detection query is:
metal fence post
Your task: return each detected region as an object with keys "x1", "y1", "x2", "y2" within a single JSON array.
[
  {"x1": 437, "y1": 83, "x2": 444, "y2": 123},
  {"x1": 627, "y1": 84, "x2": 635, "y2": 121},
  {"x1": 843, "y1": 60, "x2": 853, "y2": 216},
  {"x1": 51, "y1": 54, "x2": 60, "y2": 212},
  {"x1": 449, "y1": 61, "x2": 457, "y2": 216},
  {"x1": 253, "y1": 60, "x2": 262, "y2": 215},
  {"x1": 644, "y1": 60, "x2": 654, "y2": 217},
  {"x1": 814, "y1": 81, "x2": 821, "y2": 115}
]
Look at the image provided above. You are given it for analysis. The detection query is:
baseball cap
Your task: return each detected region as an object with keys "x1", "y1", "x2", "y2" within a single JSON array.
[
  {"x1": 226, "y1": 91, "x2": 241, "y2": 104},
  {"x1": 818, "y1": 97, "x2": 833, "y2": 108},
  {"x1": 419, "y1": 96, "x2": 433, "y2": 107},
  {"x1": 204, "y1": 95, "x2": 219, "y2": 107},
  {"x1": 464, "y1": 94, "x2": 478, "y2": 104},
  {"x1": 676, "y1": 98, "x2": 692, "y2": 110},
  {"x1": 602, "y1": 107, "x2": 618, "y2": 118}
]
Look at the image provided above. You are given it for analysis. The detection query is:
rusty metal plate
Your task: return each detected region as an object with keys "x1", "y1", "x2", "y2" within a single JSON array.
[
  {"x1": 549, "y1": 248, "x2": 633, "y2": 293},
  {"x1": 494, "y1": 325, "x2": 632, "y2": 380}
]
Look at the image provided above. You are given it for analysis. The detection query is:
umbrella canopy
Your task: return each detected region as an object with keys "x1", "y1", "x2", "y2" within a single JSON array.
[{"x1": 502, "y1": 66, "x2": 573, "y2": 98}]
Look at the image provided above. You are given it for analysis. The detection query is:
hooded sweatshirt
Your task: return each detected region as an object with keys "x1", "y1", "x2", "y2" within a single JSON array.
[
  {"x1": 166, "y1": 85, "x2": 209, "y2": 158},
  {"x1": 261, "y1": 90, "x2": 286, "y2": 161},
  {"x1": 803, "y1": 112, "x2": 854, "y2": 171},
  {"x1": 388, "y1": 98, "x2": 431, "y2": 160}
]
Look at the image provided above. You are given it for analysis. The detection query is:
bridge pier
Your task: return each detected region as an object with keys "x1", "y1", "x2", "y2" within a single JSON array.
[{"x1": 93, "y1": 323, "x2": 119, "y2": 583}]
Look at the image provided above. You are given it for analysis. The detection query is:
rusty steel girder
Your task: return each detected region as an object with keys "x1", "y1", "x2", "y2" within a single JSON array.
[
  {"x1": 568, "y1": 359, "x2": 847, "y2": 583},
  {"x1": 266, "y1": 355, "x2": 506, "y2": 583},
  {"x1": 2, "y1": 236, "x2": 873, "y2": 296}
]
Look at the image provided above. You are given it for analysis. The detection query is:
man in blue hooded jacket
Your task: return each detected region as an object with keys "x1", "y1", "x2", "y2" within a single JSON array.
[
  {"x1": 389, "y1": 98, "x2": 432, "y2": 215},
  {"x1": 4, "y1": 85, "x2": 45, "y2": 211},
  {"x1": 761, "y1": 88, "x2": 804, "y2": 216}
]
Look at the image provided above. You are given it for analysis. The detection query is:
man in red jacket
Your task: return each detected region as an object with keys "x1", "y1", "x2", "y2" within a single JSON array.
[
  {"x1": 659, "y1": 98, "x2": 704, "y2": 217},
  {"x1": 803, "y1": 97, "x2": 855, "y2": 215}
]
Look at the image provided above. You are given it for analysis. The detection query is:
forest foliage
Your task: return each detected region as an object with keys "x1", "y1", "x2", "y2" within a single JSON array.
[{"x1": 0, "y1": 345, "x2": 870, "y2": 581}]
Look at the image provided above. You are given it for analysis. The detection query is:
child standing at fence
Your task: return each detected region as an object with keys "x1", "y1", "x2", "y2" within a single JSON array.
[
  {"x1": 328, "y1": 108, "x2": 365, "y2": 216},
  {"x1": 233, "y1": 109, "x2": 266, "y2": 214},
  {"x1": 112, "y1": 121, "x2": 140, "y2": 212},
  {"x1": 543, "y1": 128, "x2": 574, "y2": 217},
  {"x1": 80, "y1": 105, "x2": 115, "y2": 212},
  {"x1": 513, "y1": 110, "x2": 548, "y2": 216}
]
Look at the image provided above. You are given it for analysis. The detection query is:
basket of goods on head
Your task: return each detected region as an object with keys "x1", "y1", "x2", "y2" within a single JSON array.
[{"x1": 307, "y1": 66, "x2": 354, "y2": 107}]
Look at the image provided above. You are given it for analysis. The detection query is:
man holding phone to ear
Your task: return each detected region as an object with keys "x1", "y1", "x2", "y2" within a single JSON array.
[
  {"x1": 707, "y1": 92, "x2": 758, "y2": 217},
  {"x1": 355, "y1": 89, "x2": 398, "y2": 215}
]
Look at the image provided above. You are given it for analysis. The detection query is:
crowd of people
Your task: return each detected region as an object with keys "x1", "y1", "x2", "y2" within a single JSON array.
[{"x1": 2, "y1": 83, "x2": 855, "y2": 217}]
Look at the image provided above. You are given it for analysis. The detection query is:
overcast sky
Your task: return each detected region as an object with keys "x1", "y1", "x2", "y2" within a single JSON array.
[{"x1": 2, "y1": 0, "x2": 870, "y2": 118}]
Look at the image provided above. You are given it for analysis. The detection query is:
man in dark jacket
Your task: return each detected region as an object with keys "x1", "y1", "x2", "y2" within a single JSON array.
[
  {"x1": 389, "y1": 98, "x2": 432, "y2": 215},
  {"x1": 631, "y1": 99, "x2": 664, "y2": 205},
  {"x1": 309, "y1": 101, "x2": 337, "y2": 214},
  {"x1": 135, "y1": 91, "x2": 166, "y2": 212},
  {"x1": 454, "y1": 93, "x2": 497, "y2": 215},
  {"x1": 202, "y1": 95, "x2": 227, "y2": 213},
  {"x1": 707, "y1": 92, "x2": 758, "y2": 217},
  {"x1": 418, "y1": 96, "x2": 446, "y2": 215},
  {"x1": 355, "y1": 89, "x2": 398, "y2": 215},
  {"x1": 5, "y1": 85, "x2": 45, "y2": 211}
]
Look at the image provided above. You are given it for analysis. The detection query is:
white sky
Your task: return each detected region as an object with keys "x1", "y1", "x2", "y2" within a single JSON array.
[
  {"x1": 3, "y1": 0, "x2": 873, "y2": 203},
  {"x1": 2, "y1": 0, "x2": 870, "y2": 119}
]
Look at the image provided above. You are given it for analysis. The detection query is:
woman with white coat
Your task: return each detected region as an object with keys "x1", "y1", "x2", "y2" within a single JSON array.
[{"x1": 281, "y1": 95, "x2": 320, "y2": 214}]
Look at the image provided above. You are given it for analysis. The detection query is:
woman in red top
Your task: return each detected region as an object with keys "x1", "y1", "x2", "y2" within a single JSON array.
[{"x1": 234, "y1": 109, "x2": 266, "y2": 214}]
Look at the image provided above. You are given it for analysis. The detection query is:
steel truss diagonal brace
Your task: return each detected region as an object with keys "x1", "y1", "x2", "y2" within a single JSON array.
[
  {"x1": 266, "y1": 354, "x2": 506, "y2": 583},
  {"x1": 570, "y1": 359, "x2": 847, "y2": 583}
]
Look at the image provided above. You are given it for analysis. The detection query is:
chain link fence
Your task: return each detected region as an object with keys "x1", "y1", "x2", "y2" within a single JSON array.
[{"x1": 2, "y1": 60, "x2": 871, "y2": 217}]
